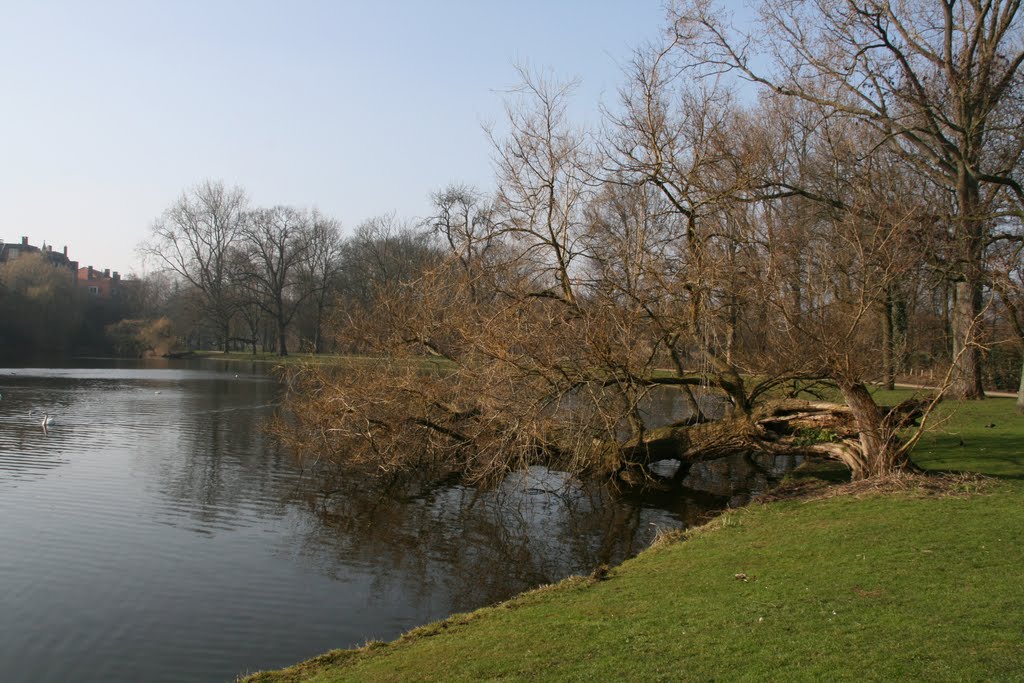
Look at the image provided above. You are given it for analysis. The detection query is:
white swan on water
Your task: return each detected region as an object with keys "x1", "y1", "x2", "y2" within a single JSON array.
[{"x1": 41, "y1": 414, "x2": 55, "y2": 427}]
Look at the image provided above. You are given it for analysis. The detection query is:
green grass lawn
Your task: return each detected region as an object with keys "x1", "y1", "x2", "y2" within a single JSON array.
[
  {"x1": 913, "y1": 398, "x2": 1024, "y2": 478},
  {"x1": 239, "y1": 397, "x2": 1024, "y2": 682}
]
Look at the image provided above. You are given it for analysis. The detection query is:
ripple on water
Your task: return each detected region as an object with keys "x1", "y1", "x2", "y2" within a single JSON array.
[{"x1": 0, "y1": 362, "x2": 796, "y2": 683}]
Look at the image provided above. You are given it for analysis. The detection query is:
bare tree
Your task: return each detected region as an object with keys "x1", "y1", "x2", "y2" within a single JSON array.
[
  {"x1": 227, "y1": 246, "x2": 265, "y2": 354},
  {"x1": 670, "y1": 0, "x2": 1024, "y2": 399},
  {"x1": 275, "y1": 20, "x2": 1013, "y2": 485},
  {"x1": 237, "y1": 205, "x2": 312, "y2": 356},
  {"x1": 141, "y1": 180, "x2": 248, "y2": 353},
  {"x1": 299, "y1": 211, "x2": 346, "y2": 354},
  {"x1": 487, "y1": 65, "x2": 592, "y2": 306},
  {"x1": 991, "y1": 240, "x2": 1024, "y2": 413},
  {"x1": 338, "y1": 213, "x2": 438, "y2": 310},
  {"x1": 604, "y1": 48, "x2": 791, "y2": 415},
  {"x1": 759, "y1": 173, "x2": 932, "y2": 477},
  {"x1": 427, "y1": 184, "x2": 502, "y2": 300}
]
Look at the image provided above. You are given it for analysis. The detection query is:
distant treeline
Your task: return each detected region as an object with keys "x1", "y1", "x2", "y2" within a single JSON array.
[{"x1": 0, "y1": 253, "x2": 144, "y2": 360}]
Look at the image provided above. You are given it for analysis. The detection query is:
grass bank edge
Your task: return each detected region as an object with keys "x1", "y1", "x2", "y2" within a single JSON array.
[{"x1": 237, "y1": 397, "x2": 1024, "y2": 682}]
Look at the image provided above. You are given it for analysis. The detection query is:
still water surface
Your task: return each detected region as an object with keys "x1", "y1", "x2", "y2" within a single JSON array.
[{"x1": 0, "y1": 359, "x2": 796, "y2": 682}]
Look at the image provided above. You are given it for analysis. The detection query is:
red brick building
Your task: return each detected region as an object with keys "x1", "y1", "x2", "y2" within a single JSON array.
[
  {"x1": 77, "y1": 266, "x2": 121, "y2": 299},
  {"x1": 3, "y1": 236, "x2": 123, "y2": 300}
]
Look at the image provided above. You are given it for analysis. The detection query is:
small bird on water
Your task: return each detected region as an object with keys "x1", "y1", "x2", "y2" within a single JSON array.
[{"x1": 41, "y1": 414, "x2": 55, "y2": 427}]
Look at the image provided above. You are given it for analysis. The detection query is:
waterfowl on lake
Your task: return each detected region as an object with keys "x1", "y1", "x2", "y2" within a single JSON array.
[{"x1": 41, "y1": 414, "x2": 55, "y2": 427}]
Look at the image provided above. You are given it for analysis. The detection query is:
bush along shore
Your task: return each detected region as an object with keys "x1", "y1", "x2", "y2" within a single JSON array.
[{"x1": 238, "y1": 397, "x2": 1024, "y2": 682}]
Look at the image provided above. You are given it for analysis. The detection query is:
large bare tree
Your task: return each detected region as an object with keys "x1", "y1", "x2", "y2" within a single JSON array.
[
  {"x1": 299, "y1": 211, "x2": 346, "y2": 354},
  {"x1": 142, "y1": 180, "x2": 248, "y2": 353},
  {"x1": 427, "y1": 184, "x2": 502, "y2": 301},
  {"x1": 670, "y1": 0, "x2": 1024, "y2": 399},
  {"x1": 272, "y1": 8, "x2": 1024, "y2": 486},
  {"x1": 991, "y1": 239, "x2": 1024, "y2": 412},
  {"x1": 487, "y1": 66, "x2": 592, "y2": 307},
  {"x1": 604, "y1": 46, "x2": 812, "y2": 417},
  {"x1": 237, "y1": 205, "x2": 313, "y2": 356}
]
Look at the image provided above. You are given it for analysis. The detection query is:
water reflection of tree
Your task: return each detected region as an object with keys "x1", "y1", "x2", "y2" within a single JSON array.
[
  {"x1": 131, "y1": 367, "x2": 801, "y2": 617},
  {"x1": 285, "y1": 455, "x2": 792, "y2": 613},
  {"x1": 152, "y1": 379, "x2": 298, "y2": 531}
]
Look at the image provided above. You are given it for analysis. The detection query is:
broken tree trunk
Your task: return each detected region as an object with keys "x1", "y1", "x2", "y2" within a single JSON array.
[{"x1": 602, "y1": 396, "x2": 929, "y2": 481}]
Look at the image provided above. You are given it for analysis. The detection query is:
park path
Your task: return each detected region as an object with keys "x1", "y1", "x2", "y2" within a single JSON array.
[{"x1": 893, "y1": 382, "x2": 1018, "y2": 399}]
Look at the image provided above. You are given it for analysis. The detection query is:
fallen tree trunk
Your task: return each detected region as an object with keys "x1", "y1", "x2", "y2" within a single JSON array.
[
  {"x1": 275, "y1": 359, "x2": 934, "y2": 485},
  {"x1": 601, "y1": 397, "x2": 930, "y2": 481}
]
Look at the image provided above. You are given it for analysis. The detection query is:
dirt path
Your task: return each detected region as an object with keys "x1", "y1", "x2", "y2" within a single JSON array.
[{"x1": 893, "y1": 382, "x2": 1018, "y2": 399}]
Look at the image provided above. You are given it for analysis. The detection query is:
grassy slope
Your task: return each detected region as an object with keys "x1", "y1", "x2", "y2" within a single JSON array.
[{"x1": 240, "y1": 397, "x2": 1024, "y2": 682}]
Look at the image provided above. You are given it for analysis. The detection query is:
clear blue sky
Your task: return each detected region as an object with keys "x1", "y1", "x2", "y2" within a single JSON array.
[{"x1": 0, "y1": 1, "x2": 677, "y2": 275}]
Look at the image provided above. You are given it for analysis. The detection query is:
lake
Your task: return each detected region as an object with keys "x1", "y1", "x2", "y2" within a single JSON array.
[{"x1": 0, "y1": 359, "x2": 797, "y2": 682}]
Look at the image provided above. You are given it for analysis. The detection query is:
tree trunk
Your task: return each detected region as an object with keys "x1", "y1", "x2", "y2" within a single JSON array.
[
  {"x1": 725, "y1": 290, "x2": 739, "y2": 366},
  {"x1": 275, "y1": 294, "x2": 289, "y2": 356},
  {"x1": 314, "y1": 298, "x2": 325, "y2": 354},
  {"x1": 950, "y1": 279, "x2": 985, "y2": 400},
  {"x1": 951, "y1": 170, "x2": 986, "y2": 401},
  {"x1": 1017, "y1": 353, "x2": 1024, "y2": 416},
  {"x1": 719, "y1": 374, "x2": 751, "y2": 417},
  {"x1": 608, "y1": 395, "x2": 924, "y2": 482},
  {"x1": 882, "y1": 291, "x2": 895, "y2": 391},
  {"x1": 942, "y1": 282, "x2": 953, "y2": 360},
  {"x1": 222, "y1": 322, "x2": 230, "y2": 354},
  {"x1": 837, "y1": 382, "x2": 911, "y2": 480}
]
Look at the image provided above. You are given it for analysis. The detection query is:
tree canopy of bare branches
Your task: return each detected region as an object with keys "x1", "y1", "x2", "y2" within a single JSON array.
[
  {"x1": 669, "y1": 0, "x2": 1024, "y2": 399},
  {"x1": 142, "y1": 180, "x2": 248, "y2": 353},
  {"x1": 161, "y1": 4, "x2": 1024, "y2": 487}
]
